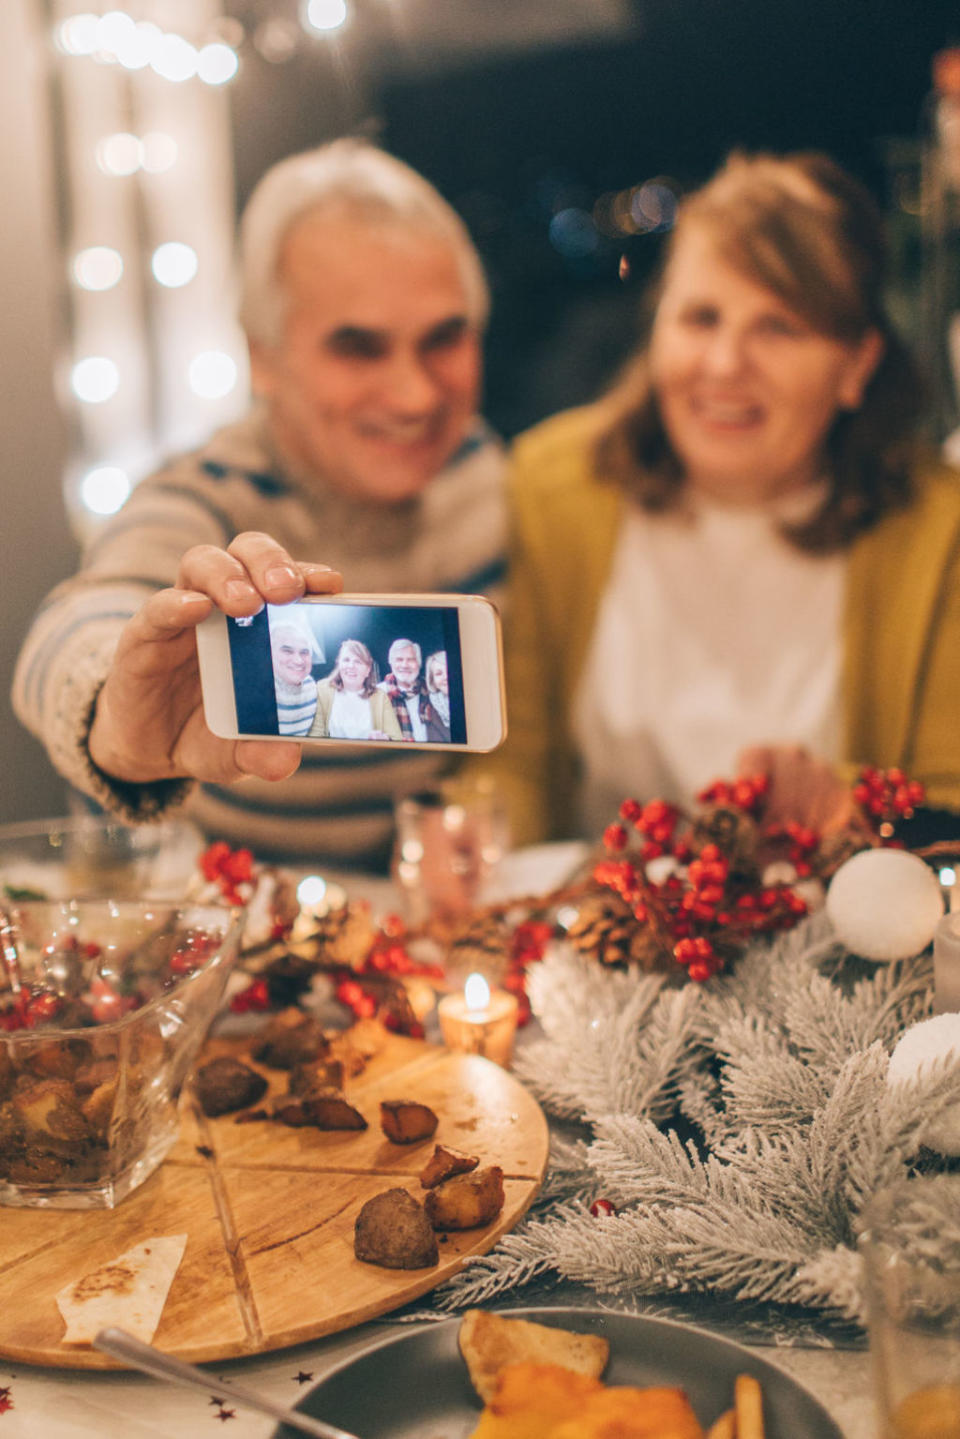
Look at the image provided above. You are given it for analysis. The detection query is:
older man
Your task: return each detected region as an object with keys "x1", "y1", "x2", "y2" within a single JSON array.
[{"x1": 13, "y1": 140, "x2": 505, "y2": 868}]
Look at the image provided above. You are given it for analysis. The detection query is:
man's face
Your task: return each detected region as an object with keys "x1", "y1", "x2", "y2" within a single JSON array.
[
  {"x1": 274, "y1": 636, "x2": 312, "y2": 686},
  {"x1": 250, "y1": 209, "x2": 482, "y2": 504},
  {"x1": 391, "y1": 644, "x2": 421, "y2": 691}
]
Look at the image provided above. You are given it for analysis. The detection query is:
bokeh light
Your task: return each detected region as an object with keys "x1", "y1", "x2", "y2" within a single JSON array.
[
  {"x1": 80, "y1": 465, "x2": 130, "y2": 515},
  {"x1": 151, "y1": 242, "x2": 199, "y2": 288},
  {"x1": 56, "y1": 13, "x2": 100, "y2": 55},
  {"x1": 188, "y1": 350, "x2": 237, "y2": 398},
  {"x1": 548, "y1": 208, "x2": 600, "y2": 260},
  {"x1": 150, "y1": 32, "x2": 197, "y2": 82},
  {"x1": 72, "y1": 246, "x2": 124, "y2": 292},
  {"x1": 197, "y1": 42, "x2": 239, "y2": 85},
  {"x1": 254, "y1": 17, "x2": 300, "y2": 62},
  {"x1": 71, "y1": 357, "x2": 120, "y2": 404},
  {"x1": 140, "y1": 132, "x2": 178, "y2": 174},
  {"x1": 302, "y1": 0, "x2": 348, "y2": 34},
  {"x1": 96, "y1": 132, "x2": 141, "y2": 177}
]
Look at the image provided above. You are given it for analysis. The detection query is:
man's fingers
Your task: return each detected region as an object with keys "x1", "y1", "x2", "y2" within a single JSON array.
[
  {"x1": 302, "y1": 563, "x2": 343, "y2": 594},
  {"x1": 226, "y1": 532, "x2": 309, "y2": 604},
  {"x1": 235, "y1": 739, "x2": 302, "y2": 782},
  {"x1": 114, "y1": 589, "x2": 213, "y2": 653},
  {"x1": 177, "y1": 544, "x2": 265, "y2": 615}
]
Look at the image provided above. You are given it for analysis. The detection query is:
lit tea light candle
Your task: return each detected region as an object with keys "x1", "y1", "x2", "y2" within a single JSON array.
[{"x1": 437, "y1": 971, "x2": 518, "y2": 1067}]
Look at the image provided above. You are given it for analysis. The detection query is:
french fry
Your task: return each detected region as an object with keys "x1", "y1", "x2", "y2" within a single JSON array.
[
  {"x1": 735, "y1": 1374, "x2": 765, "y2": 1439},
  {"x1": 706, "y1": 1409, "x2": 736, "y2": 1439}
]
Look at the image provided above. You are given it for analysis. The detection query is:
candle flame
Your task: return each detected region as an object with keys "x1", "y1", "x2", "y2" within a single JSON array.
[{"x1": 464, "y1": 972, "x2": 490, "y2": 1012}]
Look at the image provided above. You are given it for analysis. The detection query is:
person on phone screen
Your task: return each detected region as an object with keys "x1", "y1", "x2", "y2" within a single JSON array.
[
  {"x1": 13, "y1": 140, "x2": 505, "y2": 868},
  {"x1": 379, "y1": 639, "x2": 442, "y2": 743},
  {"x1": 310, "y1": 640, "x2": 402, "y2": 741},
  {"x1": 424, "y1": 650, "x2": 451, "y2": 742},
  {"x1": 268, "y1": 611, "x2": 320, "y2": 737}
]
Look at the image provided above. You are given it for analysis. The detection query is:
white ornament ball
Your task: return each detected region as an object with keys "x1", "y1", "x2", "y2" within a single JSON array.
[
  {"x1": 887, "y1": 1014, "x2": 960, "y2": 1157},
  {"x1": 825, "y1": 848, "x2": 943, "y2": 961}
]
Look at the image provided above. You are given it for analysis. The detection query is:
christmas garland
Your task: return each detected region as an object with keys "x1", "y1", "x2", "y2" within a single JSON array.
[{"x1": 427, "y1": 915, "x2": 960, "y2": 1326}]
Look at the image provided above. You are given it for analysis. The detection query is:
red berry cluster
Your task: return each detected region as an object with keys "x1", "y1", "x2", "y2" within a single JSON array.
[
  {"x1": 696, "y1": 773, "x2": 770, "y2": 814},
  {"x1": 853, "y1": 766, "x2": 924, "y2": 835},
  {"x1": 199, "y1": 841, "x2": 256, "y2": 906},
  {"x1": 596, "y1": 776, "x2": 812, "y2": 984},
  {"x1": 502, "y1": 919, "x2": 553, "y2": 1026}
]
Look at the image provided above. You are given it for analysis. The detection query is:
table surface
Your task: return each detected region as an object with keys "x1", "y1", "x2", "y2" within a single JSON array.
[{"x1": 0, "y1": 844, "x2": 881, "y2": 1438}]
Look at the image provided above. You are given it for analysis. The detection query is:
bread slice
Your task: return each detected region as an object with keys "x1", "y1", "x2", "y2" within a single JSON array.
[{"x1": 458, "y1": 1310, "x2": 610, "y2": 1403}]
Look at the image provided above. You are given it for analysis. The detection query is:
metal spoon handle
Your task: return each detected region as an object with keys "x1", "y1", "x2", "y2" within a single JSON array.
[{"x1": 94, "y1": 1327, "x2": 361, "y2": 1439}]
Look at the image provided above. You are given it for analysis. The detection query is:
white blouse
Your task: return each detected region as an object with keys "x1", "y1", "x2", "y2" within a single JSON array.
[
  {"x1": 328, "y1": 689, "x2": 375, "y2": 740},
  {"x1": 572, "y1": 494, "x2": 845, "y2": 838}
]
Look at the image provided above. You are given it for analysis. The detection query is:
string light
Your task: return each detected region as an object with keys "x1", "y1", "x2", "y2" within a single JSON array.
[
  {"x1": 71, "y1": 357, "x2": 120, "y2": 404},
  {"x1": 150, "y1": 32, "x2": 198, "y2": 82},
  {"x1": 96, "y1": 132, "x2": 141, "y2": 176},
  {"x1": 151, "y1": 242, "x2": 199, "y2": 288},
  {"x1": 139, "y1": 132, "x2": 178, "y2": 173},
  {"x1": 79, "y1": 466, "x2": 131, "y2": 515},
  {"x1": 302, "y1": 0, "x2": 349, "y2": 34},
  {"x1": 72, "y1": 246, "x2": 124, "y2": 291},
  {"x1": 188, "y1": 350, "x2": 238, "y2": 399},
  {"x1": 197, "y1": 41, "x2": 239, "y2": 85}
]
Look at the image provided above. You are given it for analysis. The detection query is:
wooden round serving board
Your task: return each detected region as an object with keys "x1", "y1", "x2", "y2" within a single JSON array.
[{"x1": 0, "y1": 1031, "x2": 549, "y2": 1369}]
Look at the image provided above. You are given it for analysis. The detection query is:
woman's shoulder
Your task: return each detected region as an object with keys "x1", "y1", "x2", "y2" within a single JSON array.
[
  {"x1": 853, "y1": 450, "x2": 960, "y2": 569},
  {"x1": 509, "y1": 404, "x2": 610, "y2": 494}
]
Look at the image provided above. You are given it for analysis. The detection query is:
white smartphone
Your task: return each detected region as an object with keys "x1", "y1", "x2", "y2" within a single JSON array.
[{"x1": 196, "y1": 593, "x2": 506, "y2": 752}]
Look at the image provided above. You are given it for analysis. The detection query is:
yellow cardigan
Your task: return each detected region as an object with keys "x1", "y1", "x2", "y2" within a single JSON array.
[
  {"x1": 308, "y1": 680, "x2": 403, "y2": 741},
  {"x1": 482, "y1": 406, "x2": 960, "y2": 846}
]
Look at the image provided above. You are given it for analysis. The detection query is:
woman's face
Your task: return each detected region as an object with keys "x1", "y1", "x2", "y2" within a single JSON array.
[
  {"x1": 338, "y1": 645, "x2": 371, "y2": 692},
  {"x1": 648, "y1": 226, "x2": 882, "y2": 504},
  {"x1": 430, "y1": 655, "x2": 448, "y2": 694},
  {"x1": 274, "y1": 635, "x2": 312, "y2": 686}
]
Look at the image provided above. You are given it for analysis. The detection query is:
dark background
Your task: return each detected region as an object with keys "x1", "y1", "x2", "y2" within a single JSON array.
[{"x1": 226, "y1": 0, "x2": 959, "y2": 438}]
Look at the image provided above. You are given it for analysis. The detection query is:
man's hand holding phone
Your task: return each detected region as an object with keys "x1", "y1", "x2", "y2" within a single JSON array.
[{"x1": 87, "y1": 532, "x2": 342, "y2": 787}]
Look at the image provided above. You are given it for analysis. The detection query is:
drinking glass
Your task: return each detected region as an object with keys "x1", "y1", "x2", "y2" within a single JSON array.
[
  {"x1": 859, "y1": 1174, "x2": 960, "y2": 1437},
  {"x1": 393, "y1": 777, "x2": 510, "y2": 928}
]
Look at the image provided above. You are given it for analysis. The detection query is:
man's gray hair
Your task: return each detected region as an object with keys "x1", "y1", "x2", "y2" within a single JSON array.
[
  {"x1": 239, "y1": 138, "x2": 489, "y2": 346},
  {"x1": 388, "y1": 637, "x2": 422, "y2": 670}
]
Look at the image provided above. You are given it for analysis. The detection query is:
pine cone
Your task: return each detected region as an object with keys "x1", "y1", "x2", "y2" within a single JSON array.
[
  {"x1": 446, "y1": 914, "x2": 510, "y2": 986},
  {"x1": 311, "y1": 903, "x2": 378, "y2": 969},
  {"x1": 691, "y1": 804, "x2": 759, "y2": 877},
  {"x1": 566, "y1": 894, "x2": 669, "y2": 971}
]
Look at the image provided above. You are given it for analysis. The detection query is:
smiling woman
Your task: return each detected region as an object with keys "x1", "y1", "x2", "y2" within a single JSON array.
[{"x1": 474, "y1": 149, "x2": 960, "y2": 847}]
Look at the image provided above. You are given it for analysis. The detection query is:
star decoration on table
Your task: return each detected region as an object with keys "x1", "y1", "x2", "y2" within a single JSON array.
[
  {"x1": 213, "y1": 1408, "x2": 236, "y2": 1422},
  {"x1": 208, "y1": 1396, "x2": 224, "y2": 1406},
  {"x1": 293, "y1": 1371, "x2": 313, "y2": 1385},
  {"x1": 0, "y1": 1386, "x2": 13, "y2": 1415}
]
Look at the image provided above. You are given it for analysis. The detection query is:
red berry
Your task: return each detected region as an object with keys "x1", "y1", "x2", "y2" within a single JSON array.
[
  {"x1": 590, "y1": 1198, "x2": 616, "y2": 1217},
  {"x1": 619, "y1": 798, "x2": 643, "y2": 823},
  {"x1": 603, "y1": 823, "x2": 628, "y2": 851},
  {"x1": 688, "y1": 961, "x2": 711, "y2": 983}
]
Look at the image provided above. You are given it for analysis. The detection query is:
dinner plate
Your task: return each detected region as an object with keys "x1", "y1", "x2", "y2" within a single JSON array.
[{"x1": 274, "y1": 1305, "x2": 844, "y2": 1439}]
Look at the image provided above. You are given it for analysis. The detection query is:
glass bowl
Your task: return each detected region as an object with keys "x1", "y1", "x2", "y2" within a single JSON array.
[
  {"x1": 0, "y1": 898, "x2": 243, "y2": 1209},
  {"x1": 0, "y1": 816, "x2": 203, "y2": 904}
]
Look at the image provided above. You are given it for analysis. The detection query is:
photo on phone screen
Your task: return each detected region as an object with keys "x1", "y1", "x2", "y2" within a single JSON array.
[{"x1": 227, "y1": 599, "x2": 467, "y2": 745}]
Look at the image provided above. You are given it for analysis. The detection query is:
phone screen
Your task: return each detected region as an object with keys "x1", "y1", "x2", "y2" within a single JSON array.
[{"x1": 227, "y1": 600, "x2": 467, "y2": 744}]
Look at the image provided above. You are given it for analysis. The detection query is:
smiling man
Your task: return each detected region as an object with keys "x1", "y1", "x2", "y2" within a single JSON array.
[{"x1": 13, "y1": 141, "x2": 506, "y2": 868}]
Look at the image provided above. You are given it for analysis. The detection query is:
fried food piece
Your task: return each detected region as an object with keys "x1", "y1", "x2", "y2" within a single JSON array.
[
  {"x1": 327, "y1": 1016, "x2": 388, "y2": 1077},
  {"x1": 12, "y1": 1078, "x2": 92, "y2": 1154},
  {"x1": 706, "y1": 1410, "x2": 736, "y2": 1439},
  {"x1": 194, "y1": 1057, "x2": 268, "y2": 1117},
  {"x1": 252, "y1": 1010, "x2": 329, "y2": 1069},
  {"x1": 425, "y1": 1165, "x2": 504, "y2": 1231},
  {"x1": 380, "y1": 1099, "x2": 438, "y2": 1144},
  {"x1": 288, "y1": 1057, "x2": 345, "y2": 1096},
  {"x1": 420, "y1": 1143, "x2": 479, "y2": 1189},
  {"x1": 468, "y1": 1364, "x2": 704, "y2": 1439},
  {"x1": 734, "y1": 1375, "x2": 765, "y2": 1439},
  {"x1": 459, "y1": 1310, "x2": 609, "y2": 1404},
  {"x1": 354, "y1": 1187, "x2": 439, "y2": 1269},
  {"x1": 272, "y1": 1088, "x2": 367, "y2": 1130}
]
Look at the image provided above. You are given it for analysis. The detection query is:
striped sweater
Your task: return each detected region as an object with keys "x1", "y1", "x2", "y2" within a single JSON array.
[{"x1": 13, "y1": 407, "x2": 507, "y2": 869}]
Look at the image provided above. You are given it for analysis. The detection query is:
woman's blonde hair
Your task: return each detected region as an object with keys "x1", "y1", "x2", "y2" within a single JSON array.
[
  {"x1": 329, "y1": 639, "x2": 378, "y2": 697},
  {"x1": 595, "y1": 150, "x2": 922, "y2": 552}
]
